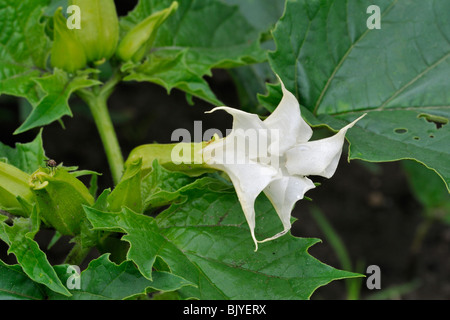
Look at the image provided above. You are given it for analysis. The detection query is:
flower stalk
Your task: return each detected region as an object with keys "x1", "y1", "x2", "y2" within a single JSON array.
[{"x1": 77, "y1": 72, "x2": 124, "y2": 185}]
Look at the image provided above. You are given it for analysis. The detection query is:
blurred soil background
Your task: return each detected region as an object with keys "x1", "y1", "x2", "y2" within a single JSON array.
[{"x1": 1, "y1": 1, "x2": 449, "y2": 300}]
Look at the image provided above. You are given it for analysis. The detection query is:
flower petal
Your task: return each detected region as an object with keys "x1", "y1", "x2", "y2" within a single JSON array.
[
  {"x1": 217, "y1": 161, "x2": 278, "y2": 251},
  {"x1": 263, "y1": 76, "x2": 313, "y2": 155},
  {"x1": 203, "y1": 132, "x2": 279, "y2": 251},
  {"x1": 285, "y1": 114, "x2": 366, "y2": 178},
  {"x1": 206, "y1": 107, "x2": 269, "y2": 162},
  {"x1": 206, "y1": 107, "x2": 265, "y2": 132},
  {"x1": 261, "y1": 175, "x2": 315, "y2": 243}
]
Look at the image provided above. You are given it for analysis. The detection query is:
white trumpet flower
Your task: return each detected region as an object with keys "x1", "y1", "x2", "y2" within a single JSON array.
[{"x1": 203, "y1": 78, "x2": 365, "y2": 251}]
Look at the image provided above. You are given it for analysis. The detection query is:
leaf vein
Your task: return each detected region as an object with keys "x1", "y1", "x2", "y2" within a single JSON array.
[{"x1": 313, "y1": 0, "x2": 398, "y2": 114}]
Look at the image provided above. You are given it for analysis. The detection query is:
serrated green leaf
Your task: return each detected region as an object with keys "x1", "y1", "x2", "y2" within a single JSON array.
[
  {"x1": 124, "y1": 49, "x2": 222, "y2": 105},
  {"x1": 15, "y1": 69, "x2": 101, "y2": 134},
  {"x1": 85, "y1": 178, "x2": 359, "y2": 300},
  {"x1": 0, "y1": 130, "x2": 46, "y2": 174},
  {"x1": 229, "y1": 62, "x2": 278, "y2": 113},
  {"x1": 222, "y1": 0, "x2": 285, "y2": 33},
  {"x1": 141, "y1": 160, "x2": 229, "y2": 211},
  {"x1": 159, "y1": 188, "x2": 360, "y2": 300},
  {"x1": 0, "y1": 214, "x2": 9, "y2": 243},
  {"x1": 267, "y1": 0, "x2": 450, "y2": 191},
  {"x1": 0, "y1": 207, "x2": 71, "y2": 296},
  {"x1": 0, "y1": 260, "x2": 46, "y2": 300},
  {"x1": 73, "y1": 190, "x2": 112, "y2": 253},
  {"x1": 47, "y1": 254, "x2": 194, "y2": 300},
  {"x1": 342, "y1": 110, "x2": 450, "y2": 192},
  {"x1": 120, "y1": 0, "x2": 267, "y2": 105},
  {"x1": 85, "y1": 207, "x2": 173, "y2": 282},
  {"x1": 0, "y1": 0, "x2": 51, "y2": 105}
]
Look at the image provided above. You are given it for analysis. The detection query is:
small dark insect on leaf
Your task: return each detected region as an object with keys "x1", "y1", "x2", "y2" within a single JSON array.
[
  {"x1": 45, "y1": 159, "x2": 58, "y2": 168},
  {"x1": 44, "y1": 159, "x2": 59, "y2": 174}
]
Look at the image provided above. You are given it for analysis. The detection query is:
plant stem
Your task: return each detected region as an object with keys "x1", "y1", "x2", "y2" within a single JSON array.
[
  {"x1": 77, "y1": 73, "x2": 124, "y2": 185},
  {"x1": 88, "y1": 94, "x2": 123, "y2": 184},
  {"x1": 64, "y1": 241, "x2": 91, "y2": 266},
  {"x1": 309, "y1": 206, "x2": 362, "y2": 300},
  {"x1": 410, "y1": 215, "x2": 434, "y2": 254}
]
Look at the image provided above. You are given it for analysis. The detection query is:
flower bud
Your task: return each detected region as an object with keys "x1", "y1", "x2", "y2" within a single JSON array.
[
  {"x1": 116, "y1": 1, "x2": 178, "y2": 62},
  {"x1": 69, "y1": 0, "x2": 119, "y2": 63},
  {"x1": 29, "y1": 167, "x2": 94, "y2": 236},
  {"x1": 51, "y1": 7, "x2": 87, "y2": 73},
  {"x1": 0, "y1": 162, "x2": 35, "y2": 217}
]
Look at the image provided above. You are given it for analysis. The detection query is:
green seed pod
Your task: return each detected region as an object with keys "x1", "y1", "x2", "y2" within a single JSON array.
[
  {"x1": 69, "y1": 0, "x2": 119, "y2": 63},
  {"x1": 29, "y1": 167, "x2": 94, "y2": 236},
  {"x1": 116, "y1": 1, "x2": 179, "y2": 62},
  {"x1": 51, "y1": 7, "x2": 87, "y2": 73},
  {"x1": 0, "y1": 162, "x2": 35, "y2": 217}
]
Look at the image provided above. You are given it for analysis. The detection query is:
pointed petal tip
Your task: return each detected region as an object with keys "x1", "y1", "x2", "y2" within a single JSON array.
[
  {"x1": 205, "y1": 106, "x2": 228, "y2": 114},
  {"x1": 353, "y1": 112, "x2": 367, "y2": 123},
  {"x1": 251, "y1": 233, "x2": 259, "y2": 252},
  {"x1": 257, "y1": 228, "x2": 290, "y2": 244},
  {"x1": 276, "y1": 74, "x2": 289, "y2": 95},
  {"x1": 272, "y1": 73, "x2": 290, "y2": 98},
  {"x1": 340, "y1": 113, "x2": 367, "y2": 133}
]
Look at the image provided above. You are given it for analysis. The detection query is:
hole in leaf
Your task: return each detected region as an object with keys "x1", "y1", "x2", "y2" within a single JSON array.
[
  {"x1": 394, "y1": 128, "x2": 408, "y2": 134},
  {"x1": 418, "y1": 113, "x2": 448, "y2": 129},
  {"x1": 429, "y1": 134, "x2": 435, "y2": 138},
  {"x1": 413, "y1": 136, "x2": 420, "y2": 140}
]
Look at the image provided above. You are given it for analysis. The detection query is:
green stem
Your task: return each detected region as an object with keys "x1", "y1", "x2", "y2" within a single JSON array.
[
  {"x1": 64, "y1": 241, "x2": 92, "y2": 266},
  {"x1": 309, "y1": 206, "x2": 362, "y2": 300},
  {"x1": 77, "y1": 73, "x2": 124, "y2": 185},
  {"x1": 88, "y1": 94, "x2": 123, "y2": 184},
  {"x1": 410, "y1": 215, "x2": 434, "y2": 254}
]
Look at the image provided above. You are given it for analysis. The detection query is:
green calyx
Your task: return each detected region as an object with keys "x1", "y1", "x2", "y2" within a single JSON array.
[
  {"x1": 125, "y1": 142, "x2": 214, "y2": 177},
  {"x1": 51, "y1": 7, "x2": 87, "y2": 73},
  {"x1": 0, "y1": 162, "x2": 35, "y2": 217},
  {"x1": 107, "y1": 157, "x2": 143, "y2": 213},
  {"x1": 29, "y1": 167, "x2": 94, "y2": 236},
  {"x1": 116, "y1": 1, "x2": 179, "y2": 62},
  {"x1": 69, "y1": 0, "x2": 119, "y2": 64}
]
